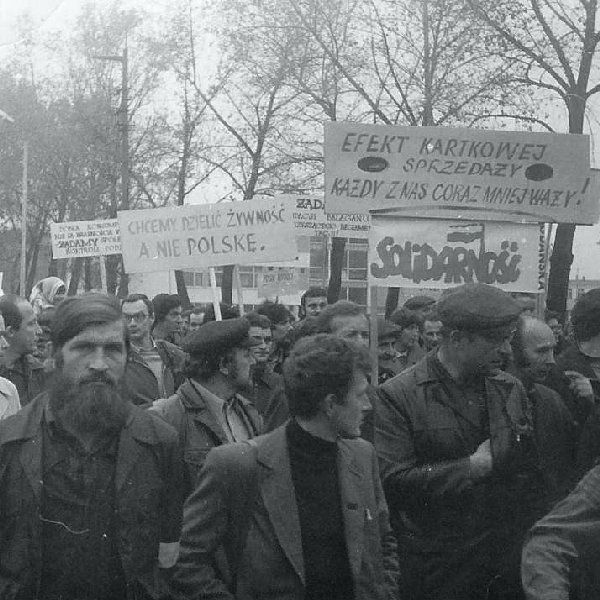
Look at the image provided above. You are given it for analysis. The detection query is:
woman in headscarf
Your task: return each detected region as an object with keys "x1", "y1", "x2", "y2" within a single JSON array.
[{"x1": 29, "y1": 277, "x2": 66, "y2": 316}]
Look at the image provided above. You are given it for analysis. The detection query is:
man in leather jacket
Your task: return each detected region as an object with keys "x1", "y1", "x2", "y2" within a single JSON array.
[{"x1": 375, "y1": 283, "x2": 547, "y2": 600}]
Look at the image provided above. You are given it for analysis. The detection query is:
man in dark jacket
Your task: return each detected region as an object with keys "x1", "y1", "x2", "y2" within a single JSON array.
[
  {"x1": 0, "y1": 293, "x2": 183, "y2": 600},
  {"x1": 375, "y1": 283, "x2": 547, "y2": 600},
  {"x1": 152, "y1": 318, "x2": 263, "y2": 495},
  {"x1": 122, "y1": 293, "x2": 186, "y2": 407},
  {"x1": 171, "y1": 334, "x2": 399, "y2": 600},
  {"x1": 0, "y1": 294, "x2": 45, "y2": 406}
]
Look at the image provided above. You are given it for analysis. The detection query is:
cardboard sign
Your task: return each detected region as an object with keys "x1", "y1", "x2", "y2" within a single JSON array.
[
  {"x1": 368, "y1": 215, "x2": 544, "y2": 292},
  {"x1": 258, "y1": 267, "x2": 309, "y2": 299},
  {"x1": 286, "y1": 194, "x2": 370, "y2": 237},
  {"x1": 325, "y1": 122, "x2": 598, "y2": 224},
  {"x1": 117, "y1": 199, "x2": 297, "y2": 273},
  {"x1": 50, "y1": 219, "x2": 122, "y2": 259}
]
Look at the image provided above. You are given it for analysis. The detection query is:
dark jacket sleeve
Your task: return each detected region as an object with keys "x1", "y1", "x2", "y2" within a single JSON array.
[
  {"x1": 370, "y1": 444, "x2": 400, "y2": 599},
  {"x1": 170, "y1": 447, "x2": 238, "y2": 600},
  {"x1": 522, "y1": 466, "x2": 600, "y2": 600},
  {"x1": 374, "y1": 383, "x2": 472, "y2": 508},
  {"x1": 160, "y1": 423, "x2": 184, "y2": 543}
]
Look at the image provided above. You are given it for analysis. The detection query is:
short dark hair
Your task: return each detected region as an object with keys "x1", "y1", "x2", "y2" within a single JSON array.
[
  {"x1": 243, "y1": 311, "x2": 271, "y2": 329},
  {"x1": 51, "y1": 293, "x2": 124, "y2": 350},
  {"x1": 203, "y1": 303, "x2": 239, "y2": 322},
  {"x1": 183, "y1": 353, "x2": 222, "y2": 380},
  {"x1": 123, "y1": 293, "x2": 154, "y2": 317},
  {"x1": 389, "y1": 308, "x2": 421, "y2": 330},
  {"x1": 544, "y1": 309, "x2": 562, "y2": 324},
  {"x1": 301, "y1": 286, "x2": 327, "y2": 308},
  {"x1": 152, "y1": 294, "x2": 182, "y2": 324},
  {"x1": 315, "y1": 300, "x2": 364, "y2": 333},
  {"x1": 283, "y1": 334, "x2": 369, "y2": 418},
  {"x1": 571, "y1": 288, "x2": 600, "y2": 342},
  {"x1": 256, "y1": 301, "x2": 291, "y2": 325},
  {"x1": 0, "y1": 295, "x2": 25, "y2": 330}
]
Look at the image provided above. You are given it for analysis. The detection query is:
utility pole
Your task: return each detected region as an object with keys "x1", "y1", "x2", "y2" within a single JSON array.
[{"x1": 93, "y1": 46, "x2": 129, "y2": 296}]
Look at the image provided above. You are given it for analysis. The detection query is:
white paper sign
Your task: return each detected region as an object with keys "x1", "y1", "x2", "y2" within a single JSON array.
[
  {"x1": 368, "y1": 215, "x2": 544, "y2": 292},
  {"x1": 117, "y1": 199, "x2": 298, "y2": 273},
  {"x1": 50, "y1": 219, "x2": 122, "y2": 259},
  {"x1": 325, "y1": 122, "x2": 597, "y2": 224}
]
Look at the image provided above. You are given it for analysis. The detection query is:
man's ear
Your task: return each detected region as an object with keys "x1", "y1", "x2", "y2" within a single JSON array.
[
  {"x1": 320, "y1": 393, "x2": 337, "y2": 416},
  {"x1": 219, "y1": 354, "x2": 230, "y2": 376}
]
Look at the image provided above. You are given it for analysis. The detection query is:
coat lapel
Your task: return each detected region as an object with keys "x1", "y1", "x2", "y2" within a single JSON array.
[
  {"x1": 257, "y1": 427, "x2": 305, "y2": 583},
  {"x1": 338, "y1": 441, "x2": 365, "y2": 577},
  {"x1": 20, "y1": 435, "x2": 43, "y2": 502},
  {"x1": 116, "y1": 411, "x2": 144, "y2": 491}
]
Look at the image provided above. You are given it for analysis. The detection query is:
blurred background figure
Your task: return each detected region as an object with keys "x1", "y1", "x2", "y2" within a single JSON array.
[
  {"x1": 377, "y1": 317, "x2": 402, "y2": 384},
  {"x1": 151, "y1": 293, "x2": 183, "y2": 345},
  {"x1": 545, "y1": 309, "x2": 569, "y2": 354},
  {"x1": 187, "y1": 306, "x2": 206, "y2": 332},
  {"x1": 29, "y1": 277, "x2": 66, "y2": 317},
  {"x1": 0, "y1": 311, "x2": 20, "y2": 419},
  {"x1": 403, "y1": 295, "x2": 436, "y2": 321},
  {"x1": 299, "y1": 286, "x2": 328, "y2": 320},
  {"x1": 389, "y1": 307, "x2": 424, "y2": 371},
  {"x1": 421, "y1": 317, "x2": 443, "y2": 352}
]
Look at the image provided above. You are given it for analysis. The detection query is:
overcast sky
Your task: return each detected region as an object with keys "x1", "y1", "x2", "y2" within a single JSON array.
[{"x1": 1, "y1": 0, "x2": 599, "y2": 280}]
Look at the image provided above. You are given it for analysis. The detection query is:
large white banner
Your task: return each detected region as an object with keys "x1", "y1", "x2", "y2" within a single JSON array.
[
  {"x1": 368, "y1": 215, "x2": 544, "y2": 292},
  {"x1": 117, "y1": 199, "x2": 298, "y2": 273},
  {"x1": 50, "y1": 219, "x2": 122, "y2": 259},
  {"x1": 325, "y1": 122, "x2": 598, "y2": 224}
]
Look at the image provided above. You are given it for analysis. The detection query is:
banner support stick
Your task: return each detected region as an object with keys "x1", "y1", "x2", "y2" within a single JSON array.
[
  {"x1": 369, "y1": 285, "x2": 379, "y2": 386},
  {"x1": 233, "y1": 264, "x2": 244, "y2": 316},
  {"x1": 209, "y1": 267, "x2": 222, "y2": 321}
]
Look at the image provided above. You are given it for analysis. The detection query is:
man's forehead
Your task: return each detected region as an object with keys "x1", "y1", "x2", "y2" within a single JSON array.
[
  {"x1": 0, "y1": 314, "x2": 5, "y2": 331},
  {"x1": 122, "y1": 300, "x2": 147, "y2": 314},
  {"x1": 248, "y1": 326, "x2": 270, "y2": 337},
  {"x1": 189, "y1": 313, "x2": 204, "y2": 322},
  {"x1": 68, "y1": 320, "x2": 125, "y2": 343},
  {"x1": 523, "y1": 320, "x2": 555, "y2": 345},
  {"x1": 424, "y1": 320, "x2": 442, "y2": 331},
  {"x1": 307, "y1": 296, "x2": 327, "y2": 305}
]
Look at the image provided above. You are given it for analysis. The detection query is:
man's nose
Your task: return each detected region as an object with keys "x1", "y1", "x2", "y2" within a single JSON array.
[
  {"x1": 545, "y1": 350, "x2": 556, "y2": 365},
  {"x1": 89, "y1": 348, "x2": 110, "y2": 371}
]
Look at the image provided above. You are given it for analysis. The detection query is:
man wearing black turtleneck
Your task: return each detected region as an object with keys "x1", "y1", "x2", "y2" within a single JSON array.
[{"x1": 171, "y1": 334, "x2": 399, "y2": 600}]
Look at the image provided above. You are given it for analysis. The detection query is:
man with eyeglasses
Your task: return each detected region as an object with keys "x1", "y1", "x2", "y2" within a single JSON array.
[
  {"x1": 152, "y1": 318, "x2": 263, "y2": 495},
  {"x1": 121, "y1": 294, "x2": 186, "y2": 408},
  {"x1": 375, "y1": 283, "x2": 545, "y2": 600}
]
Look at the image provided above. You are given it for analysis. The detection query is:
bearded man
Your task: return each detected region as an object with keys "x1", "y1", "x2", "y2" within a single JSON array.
[{"x1": 0, "y1": 293, "x2": 183, "y2": 600}]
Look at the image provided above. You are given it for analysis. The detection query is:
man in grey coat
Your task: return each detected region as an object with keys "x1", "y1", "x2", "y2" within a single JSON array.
[{"x1": 170, "y1": 334, "x2": 399, "y2": 600}]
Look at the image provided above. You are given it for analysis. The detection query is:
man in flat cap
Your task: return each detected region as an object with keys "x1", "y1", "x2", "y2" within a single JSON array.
[
  {"x1": 152, "y1": 318, "x2": 263, "y2": 495},
  {"x1": 375, "y1": 283, "x2": 549, "y2": 600}
]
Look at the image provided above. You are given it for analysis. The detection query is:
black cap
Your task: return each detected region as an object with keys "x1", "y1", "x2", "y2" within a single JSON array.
[
  {"x1": 436, "y1": 283, "x2": 520, "y2": 331},
  {"x1": 403, "y1": 295, "x2": 436, "y2": 310},
  {"x1": 182, "y1": 317, "x2": 258, "y2": 356}
]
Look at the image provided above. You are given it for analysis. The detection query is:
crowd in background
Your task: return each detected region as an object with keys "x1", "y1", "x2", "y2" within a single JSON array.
[{"x1": 0, "y1": 278, "x2": 600, "y2": 599}]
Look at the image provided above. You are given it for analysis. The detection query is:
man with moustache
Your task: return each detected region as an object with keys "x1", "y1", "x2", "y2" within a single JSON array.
[
  {"x1": 152, "y1": 318, "x2": 263, "y2": 495},
  {"x1": 375, "y1": 283, "x2": 542, "y2": 600},
  {"x1": 0, "y1": 293, "x2": 183, "y2": 600}
]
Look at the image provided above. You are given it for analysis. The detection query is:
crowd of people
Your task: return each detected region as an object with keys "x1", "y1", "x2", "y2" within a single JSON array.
[{"x1": 1, "y1": 278, "x2": 600, "y2": 599}]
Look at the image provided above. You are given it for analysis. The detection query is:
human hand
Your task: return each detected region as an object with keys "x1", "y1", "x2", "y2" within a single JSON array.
[
  {"x1": 564, "y1": 370, "x2": 594, "y2": 399},
  {"x1": 469, "y1": 439, "x2": 493, "y2": 480}
]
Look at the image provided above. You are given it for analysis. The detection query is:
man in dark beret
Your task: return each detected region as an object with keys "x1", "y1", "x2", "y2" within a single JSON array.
[
  {"x1": 171, "y1": 334, "x2": 399, "y2": 600},
  {"x1": 0, "y1": 293, "x2": 183, "y2": 600},
  {"x1": 375, "y1": 283, "x2": 549, "y2": 600},
  {"x1": 152, "y1": 317, "x2": 263, "y2": 495}
]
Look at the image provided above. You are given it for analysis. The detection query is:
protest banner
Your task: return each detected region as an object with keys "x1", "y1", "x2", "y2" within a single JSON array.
[
  {"x1": 284, "y1": 194, "x2": 370, "y2": 237},
  {"x1": 325, "y1": 122, "x2": 598, "y2": 225},
  {"x1": 258, "y1": 267, "x2": 309, "y2": 299},
  {"x1": 368, "y1": 215, "x2": 544, "y2": 293},
  {"x1": 117, "y1": 198, "x2": 298, "y2": 274},
  {"x1": 50, "y1": 219, "x2": 122, "y2": 259}
]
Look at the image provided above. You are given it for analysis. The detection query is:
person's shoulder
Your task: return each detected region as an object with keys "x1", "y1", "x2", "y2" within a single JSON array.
[
  {"x1": 128, "y1": 404, "x2": 179, "y2": 445},
  {"x1": 0, "y1": 376, "x2": 18, "y2": 398}
]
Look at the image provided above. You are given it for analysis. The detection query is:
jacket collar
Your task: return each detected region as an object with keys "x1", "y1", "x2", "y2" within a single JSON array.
[{"x1": 255, "y1": 425, "x2": 366, "y2": 582}]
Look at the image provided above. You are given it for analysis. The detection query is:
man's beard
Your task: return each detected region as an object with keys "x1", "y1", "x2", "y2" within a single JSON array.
[{"x1": 49, "y1": 371, "x2": 130, "y2": 435}]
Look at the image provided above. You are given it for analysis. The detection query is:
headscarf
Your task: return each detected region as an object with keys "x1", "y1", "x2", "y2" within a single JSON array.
[{"x1": 30, "y1": 277, "x2": 66, "y2": 316}]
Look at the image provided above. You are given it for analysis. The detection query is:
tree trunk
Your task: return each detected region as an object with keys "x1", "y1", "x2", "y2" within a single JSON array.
[
  {"x1": 327, "y1": 237, "x2": 346, "y2": 304},
  {"x1": 68, "y1": 257, "x2": 83, "y2": 295},
  {"x1": 84, "y1": 258, "x2": 92, "y2": 291},
  {"x1": 222, "y1": 265, "x2": 234, "y2": 305},
  {"x1": 175, "y1": 270, "x2": 191, "y2": 308},
  {"x1": 546, "y1": 93, "x2": 585, "y2": 317},
  {"x1": 385, "y1": 288, "x2": 399, "y2": 318},
  {"x1": 105, "y1": 254, "x2": 119, "y2": 295}
]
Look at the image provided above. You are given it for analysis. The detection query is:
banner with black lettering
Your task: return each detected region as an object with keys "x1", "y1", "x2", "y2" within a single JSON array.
[
  {"x1": 368, "y1": 215, "x2": 544, "y2": 292},
  {"x1": 117, "y1": 199, "x2": 297, "y2": 273},
  {"x1": 325, "y1": 122, "x2": 598, "y2": 225},
  {"x1": 50, "y1": 219, "x2": 122, "y2": 259}
]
